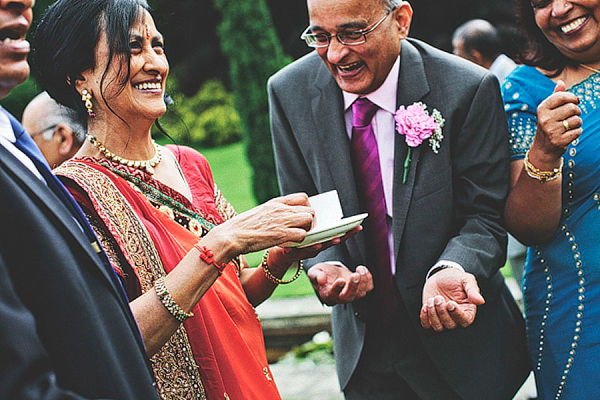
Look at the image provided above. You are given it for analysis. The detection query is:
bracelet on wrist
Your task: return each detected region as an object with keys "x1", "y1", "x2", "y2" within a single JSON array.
[
  {"x1": 194, "y1": 243, "x2": 227, "y2": 275},
  {"x1": 524, "y1": 149, "x2": 563, "y2": 183},
  {"x1": 261, "y1": 250, "x2": 303, "y2": 285},
  {"x1": 155, "y1": 276, "x2": 194, "y2": 322}
]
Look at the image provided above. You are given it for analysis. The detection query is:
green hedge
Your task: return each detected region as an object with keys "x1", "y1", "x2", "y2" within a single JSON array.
[
  {"x1": 161, "y1": 79, "x2": 243, "y2": 148},
  {"x1": 213, "y1": 0, "x2": 291, "y2": 204}
]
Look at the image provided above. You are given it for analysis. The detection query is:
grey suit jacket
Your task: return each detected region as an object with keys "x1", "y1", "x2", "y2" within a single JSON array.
[
  {"x1": 0, "y1": 142, "x2": 159, "y2": 398},
  {"x1": 269, "y1": 38, "x2": 530, "y2": 399}
]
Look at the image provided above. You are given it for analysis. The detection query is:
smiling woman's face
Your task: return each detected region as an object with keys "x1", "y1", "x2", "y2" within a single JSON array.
[
  {"x1": 532, "y1": 0, "x2": 600, "y2": 63},
  {"x1": 77, "y1": 8, "x2": 169, "y2": 123}
]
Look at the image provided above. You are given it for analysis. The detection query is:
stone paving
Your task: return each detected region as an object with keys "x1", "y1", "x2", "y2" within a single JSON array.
[{"x1": 258, "y1": 277, "x2": 537, "y2": 400}]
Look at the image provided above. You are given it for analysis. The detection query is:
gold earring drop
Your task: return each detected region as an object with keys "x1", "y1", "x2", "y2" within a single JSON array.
[{"x1": 81, "y1": 89, "x2": 96, "y2": 118}]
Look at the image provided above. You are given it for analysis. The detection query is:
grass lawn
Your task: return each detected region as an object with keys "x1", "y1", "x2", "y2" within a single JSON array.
[
  {"x1": 159, "y1": 139, "x2": 515, "y2": 299},
  {"x1": 195, "y1": 141, "x2": 315, "y2": 299}
]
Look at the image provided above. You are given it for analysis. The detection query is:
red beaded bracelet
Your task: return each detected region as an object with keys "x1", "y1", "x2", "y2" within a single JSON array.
[{"x1": 194, "y1": 243, "x2": 227, "y2": 275}]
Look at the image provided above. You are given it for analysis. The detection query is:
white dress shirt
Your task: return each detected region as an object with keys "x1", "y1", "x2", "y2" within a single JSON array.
[
  {"x1": 341, "y1": 57, "x2": 464, "y2": 277},
  {"x1": 0, "y1": 110, "x2": 44, "y2": 181}
]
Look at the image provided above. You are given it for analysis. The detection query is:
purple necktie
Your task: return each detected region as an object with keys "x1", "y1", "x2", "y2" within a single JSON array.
[{"x1": 351, "y1": 97, "x2": 397, "y2": 323}]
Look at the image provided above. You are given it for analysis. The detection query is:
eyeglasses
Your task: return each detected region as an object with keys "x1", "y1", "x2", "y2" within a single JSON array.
[
  {"x1": 30, "y1": 125, "x2": 57, "y2": 141},
  {"x1": 300, "y1": 7, "x2": 396, "y2": 48}
]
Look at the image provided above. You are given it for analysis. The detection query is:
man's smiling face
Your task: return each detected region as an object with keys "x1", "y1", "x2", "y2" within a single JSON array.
[
  {"x1": 307, "y1": 0, "x2": 411, "y2": 94},
  {"x1": 0, "y1": 0, "x2": 34, "y2": 99}
]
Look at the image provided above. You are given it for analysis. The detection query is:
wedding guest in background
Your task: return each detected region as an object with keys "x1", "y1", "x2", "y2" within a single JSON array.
[
  {"x1": 268, "y1": 0, "x2": 530, "y2": 398},
  {"x1": 502, "y1": 0, "x2": 600, "y2": 398},
  {"x1": 452, "y1": 19, "x2": 527, "y2": 288},
  {"x1": 452, "y1": 18, "x2": 518, "y2": 84},
  {"x1": 0, "y1": 0, "x2": 160, "y2": 397},
  {"x1": 34, "y1": 0, "x2": 357, "y2": 398},
  {"x1": 22, "y1": 91, "x2": 86, "y2": 168}
]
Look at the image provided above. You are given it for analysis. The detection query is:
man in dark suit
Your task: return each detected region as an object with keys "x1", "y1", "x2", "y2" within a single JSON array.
[
  {"x1": 269, "y1": 0, "x2": 530, "y2": 398},
  {"x1": 0, "y1": 0, "x2": 159, "y2": 398}
]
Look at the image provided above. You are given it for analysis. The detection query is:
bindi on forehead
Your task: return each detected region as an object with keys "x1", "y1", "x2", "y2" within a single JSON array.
[{"x1": 145, "y1": 23, "x2": 150, "y2": 39}]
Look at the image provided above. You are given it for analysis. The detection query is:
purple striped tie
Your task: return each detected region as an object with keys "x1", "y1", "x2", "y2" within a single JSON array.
[{"x1": 351, "y1": 97, "x2": 397, "y2": 323}]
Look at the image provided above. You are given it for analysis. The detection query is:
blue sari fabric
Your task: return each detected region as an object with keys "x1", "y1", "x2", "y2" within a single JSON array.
[{"x1": 503, "y1": 65, "x2": 600, "y2": 400}]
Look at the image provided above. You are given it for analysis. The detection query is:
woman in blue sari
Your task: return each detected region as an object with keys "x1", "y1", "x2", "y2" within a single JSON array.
[{"x1": 502, "y1": 0, "x2": 600, "y2": 398}]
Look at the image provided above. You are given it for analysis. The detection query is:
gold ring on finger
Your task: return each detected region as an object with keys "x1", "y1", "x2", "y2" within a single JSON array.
[{"x1": 563, "y1": 119, "x2": 570, "y2": 132}]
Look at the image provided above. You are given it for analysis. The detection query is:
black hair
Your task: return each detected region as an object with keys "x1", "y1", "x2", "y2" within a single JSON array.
[
  {"x1": 33, "y1": 0, "x2": 151, "y2": 123},
  {"x1": 514, "y1": 0, "x2": 576, "y2": 75}
]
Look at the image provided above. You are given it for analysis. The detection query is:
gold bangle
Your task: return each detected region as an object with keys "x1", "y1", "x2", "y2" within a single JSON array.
[
  {"x1": 155, "y1": 276, "x2": 194, "y2": 322},
  {"x1": 261, "y1": 250, "x2": 303, "y2": 285},
  {"x1": 524, "y1": 150, "x2": 563, "y2": 183}
]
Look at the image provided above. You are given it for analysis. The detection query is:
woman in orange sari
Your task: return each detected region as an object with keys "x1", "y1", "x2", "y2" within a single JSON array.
[{"x1": 32, "y1": 0, "x2": 365, "y2": 399}]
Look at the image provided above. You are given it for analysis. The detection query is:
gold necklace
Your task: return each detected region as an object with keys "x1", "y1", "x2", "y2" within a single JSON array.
[
  {"x1": 86, "y1": 134, "x2": 162, "y2": 175},
  {"x1": 580, "y1": 63, "x2": 600, "y2": 74}
]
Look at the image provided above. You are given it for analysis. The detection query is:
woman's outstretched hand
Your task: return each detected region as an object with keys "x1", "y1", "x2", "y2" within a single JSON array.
[{"x1": 213, "y1": 193, "x2": 315, "y2": 256}]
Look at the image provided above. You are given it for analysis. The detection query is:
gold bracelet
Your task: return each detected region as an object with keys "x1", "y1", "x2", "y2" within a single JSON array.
[
  {"x1": 155, "y1": 276, "x2": 194, "y2": 322},
  {"x1": 524, "y1": 150, "x2": 563, "y2": 183},
  {"x1": 261, "y1": 250, "x2": 303, "y2": 285}
]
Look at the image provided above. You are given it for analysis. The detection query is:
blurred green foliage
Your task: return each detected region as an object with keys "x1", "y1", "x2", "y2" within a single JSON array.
[
  {"x1": 0, "y1": 77, "x2": 42, "y2": 121},
  {"x1": 214, "y1": 0, "x2": 291, "y2": 204},
  {"x1": 162, "y1": 79, "x2": 243, "y2": 148}
]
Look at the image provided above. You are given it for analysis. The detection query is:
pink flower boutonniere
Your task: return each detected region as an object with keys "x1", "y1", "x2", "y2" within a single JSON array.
[{"x1": 394, "y1": 102, "x2": 445, "y2": 183}]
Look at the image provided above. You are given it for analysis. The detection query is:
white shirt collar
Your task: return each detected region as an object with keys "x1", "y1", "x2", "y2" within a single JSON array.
[
  {"x1": 0, "y1": 109, "x2": 16, "y2": 142},
  {"x1": 343, "y1": 55, "x2": 400, "y2": 113},
  {"x1": 0, "y1": 109, "x2": 45, "y2": 181}
]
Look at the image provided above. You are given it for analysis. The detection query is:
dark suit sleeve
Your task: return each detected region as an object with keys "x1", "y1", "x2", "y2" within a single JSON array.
[
  {"x1": 268, "y1": 77, "x2": 318, "y2": 199},
  {"x1": 439, "y1": 73, "x2": 509, "y2": 282},
  {"x1": 0, "y1": 253, "x2": 85, "y2": 400},
  {"x1": 268, "y1": 75, "x2": 347, "y2": 273}
]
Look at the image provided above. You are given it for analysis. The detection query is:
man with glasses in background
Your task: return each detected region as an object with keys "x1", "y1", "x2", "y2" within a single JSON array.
[
  {"x1": 22, "y1": 91, "x2": 85, "y2": 168},
  {"x1": 268, "y1": 0, "x2": 531, "y2": 398}
]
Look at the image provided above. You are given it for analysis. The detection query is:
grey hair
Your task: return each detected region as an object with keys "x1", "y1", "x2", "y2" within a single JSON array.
[
  {"x1": 383, "y1": 0, "x2": 401, "y2": 10},
  {"x1": 34, "y1": 92, "x2": 87, "y2": 144},
  {"x1": 47, "y1": 108, "x2": 87, "y2": 144}
]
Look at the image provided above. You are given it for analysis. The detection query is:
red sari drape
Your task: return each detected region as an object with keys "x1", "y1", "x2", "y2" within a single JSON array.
[{"x1": 56, "y1": 145, "x2": 280, "y2": 400}]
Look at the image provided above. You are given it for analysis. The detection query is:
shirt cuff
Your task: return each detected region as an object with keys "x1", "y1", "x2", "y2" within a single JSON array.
[
  {"x1": 426, "y1": 261, "x2": 465, "y2": 280},
  {"x1": 323, "y1": 261, "x2": 348, "y2": 269}
]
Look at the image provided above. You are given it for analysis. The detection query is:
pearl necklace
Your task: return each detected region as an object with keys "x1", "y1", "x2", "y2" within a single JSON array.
[{"x1": 86, "y1": 134, "x2": 162, "y2": 175}]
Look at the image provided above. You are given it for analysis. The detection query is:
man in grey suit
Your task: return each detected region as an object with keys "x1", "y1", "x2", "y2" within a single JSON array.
[
  {"x1": 269, "y1": 0, "x2": 530, "y2": 398},
  {"x1": 0, "y1": 0, "x2": 159, "y2": 398}
]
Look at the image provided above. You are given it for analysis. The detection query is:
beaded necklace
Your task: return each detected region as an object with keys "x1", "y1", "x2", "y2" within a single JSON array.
[{"x1": 87, "y1": 134, "x2": 162, "y2": 175}]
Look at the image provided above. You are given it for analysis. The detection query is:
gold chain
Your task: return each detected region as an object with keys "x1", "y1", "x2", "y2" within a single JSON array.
[
  {"x1": 86, "y1": 134, "x2": 162, "y2": 175},
  {"x1": 580, "y1": 63, "x2": 600, "y2": 74}
]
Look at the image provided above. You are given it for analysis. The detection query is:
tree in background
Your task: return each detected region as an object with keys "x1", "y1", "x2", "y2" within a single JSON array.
[{"x1": 213, "y1": 0, "x2": 291, "y2": 204}]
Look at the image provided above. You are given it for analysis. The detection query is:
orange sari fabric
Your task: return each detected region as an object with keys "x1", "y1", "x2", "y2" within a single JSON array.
[{"x1": 57, "y1": 145, "x2": 280, "y2": 400}]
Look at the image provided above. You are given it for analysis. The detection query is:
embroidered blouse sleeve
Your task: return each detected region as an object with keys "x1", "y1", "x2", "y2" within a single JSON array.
[
  {"x1": 214, "y1": 184, "x2": 237, "y2": 222},
  {"x1": 502, "y1": 77, "x2": 538, "y2": 161}
]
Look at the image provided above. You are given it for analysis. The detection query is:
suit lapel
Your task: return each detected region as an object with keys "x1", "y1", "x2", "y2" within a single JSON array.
[
  {"x1": 312, "y1": 66, "x2": 368, "y2": 264},
  {"x1": 0, "y1": 145, "x2": 128, "y2": 300},
  {"x1": 392, "y1": 39, "x2": 431, "y2": 267}
]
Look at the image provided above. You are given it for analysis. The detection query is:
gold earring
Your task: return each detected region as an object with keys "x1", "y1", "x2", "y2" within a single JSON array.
[{"x1": 81, "y1": 89, "x2": 96, "y2": 118}]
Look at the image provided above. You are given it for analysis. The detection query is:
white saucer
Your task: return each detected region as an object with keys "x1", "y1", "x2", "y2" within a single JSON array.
[{"x1": 283, "y1": 213, "x2": 368, "y2": 248}]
